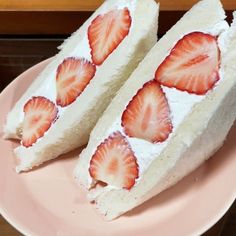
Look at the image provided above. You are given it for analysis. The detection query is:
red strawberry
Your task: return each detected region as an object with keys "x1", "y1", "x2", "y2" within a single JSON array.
[
  {"x1": 155, "y1": 32, "x2": 220, "y2": 95},
  {"x1": 121, "y1": 80, "x2": 172, "y2": 143},
  {"x1": 56, "y1": 57, "x2": 96, "y2": 107},
  {"x1": 88, "y1": 8, "x2": 132, "y2": 65},
  {"x1": 89, "y1": 131, "x2": 139, "y2": 190},
  {"x1": 22, "y1": 96, "x2": 58, "y2": 147}
]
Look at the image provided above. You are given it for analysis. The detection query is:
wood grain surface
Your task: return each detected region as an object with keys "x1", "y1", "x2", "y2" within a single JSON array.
[
  {"x1": 0, "y1": 0, "x2": 235, "y2": 11},
  {"x1": 0, "y1": 11, "x2": 185, "y2": 35}
]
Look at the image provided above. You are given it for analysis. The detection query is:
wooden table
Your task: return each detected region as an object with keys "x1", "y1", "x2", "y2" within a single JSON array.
[{"x1": 0, "y1": 0, "x2": 235, "y2": 11}]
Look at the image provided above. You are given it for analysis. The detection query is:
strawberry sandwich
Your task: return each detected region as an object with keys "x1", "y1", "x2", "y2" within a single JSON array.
[
  {"x1": 74, "y1": 0, "x2": 236, "y2": 220},
  {"x1": 3, "y1": 0, "x2": 159, "y2": 172}
]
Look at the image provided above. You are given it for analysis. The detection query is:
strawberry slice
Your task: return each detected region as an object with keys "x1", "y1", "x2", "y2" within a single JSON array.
[
  {"x1": 121, "y1": 80, "x2": 172, "y2": 143},
  {"x1": 88, "y1": 8, "x2": 132, "y2": 65},
  {"x1": 89, "y1": 131, "x2": 139, "y2": 190},
  {"x1": 155, "y1": 32, "x2": 220, "y2": 95},
  {"x1": 22, "y1": 96, "x2": 58, "y2": 147},
  {"x1": 56, "y1": 57, "x2": 96, "y2": 107}
]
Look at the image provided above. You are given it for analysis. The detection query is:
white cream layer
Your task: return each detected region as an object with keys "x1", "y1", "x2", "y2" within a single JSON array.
[
  {"x1": 15, "y1": 0, "x2": 137, "y2": 147},
  {"x1": 87, "y1": 21, "x2": 230, "y2": 187}
]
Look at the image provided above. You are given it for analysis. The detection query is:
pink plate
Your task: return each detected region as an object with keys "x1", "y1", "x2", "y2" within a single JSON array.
[{"x1": 0, "y1": 59, "x2": 236, "y2": 236}]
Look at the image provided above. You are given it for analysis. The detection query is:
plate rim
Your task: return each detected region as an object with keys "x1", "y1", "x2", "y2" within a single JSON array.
[{"x1": 0, "y1": 58, "x2": 235, "y2": 236}]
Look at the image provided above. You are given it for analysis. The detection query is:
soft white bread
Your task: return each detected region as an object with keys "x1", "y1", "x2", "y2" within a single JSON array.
[
  {"x1": 3, "y1": 0, "x2": 159, "y2": 172},
  {"x1": 74, "y1": 0, "x2": 236, "y2": 220}
]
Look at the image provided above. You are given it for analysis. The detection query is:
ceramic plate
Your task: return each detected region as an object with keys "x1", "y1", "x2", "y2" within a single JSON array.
[{"x1": 0, "y1": 59, "x2": 236, "y2": 236}]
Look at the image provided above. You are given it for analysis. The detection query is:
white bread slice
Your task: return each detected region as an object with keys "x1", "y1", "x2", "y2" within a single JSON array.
[
  {"x1": 3, "y1": 0, "x2": 159, "y2": 172},
  {"x1": 74, "y1": 0, "x2": 236, "y2": 220}
]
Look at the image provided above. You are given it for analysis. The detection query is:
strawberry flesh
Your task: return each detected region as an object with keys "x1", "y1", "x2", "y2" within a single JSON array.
[
  {"x1": 89, "y1": 131, "x2": 139, "y2": 190},
  {"x1": 88, "y1": 8, "x2": 132, "y2": 66},
  {"x1": 22, "y1": 96, "x2": 58, "y2": 147},
  {"x1": 121, "y1": 80, "x2": 173, "y2": 143},
  {"x1": 155, "y1": 32, "x2": 220, "y2": 95},
  {"x1": 56, "y1": 57, "x2": 96, "y2": 107}
]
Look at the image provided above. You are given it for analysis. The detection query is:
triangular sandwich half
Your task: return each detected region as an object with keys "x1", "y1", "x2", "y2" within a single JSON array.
[
  {"x1": 3, "y1": 0, "x2": 159, "y2": 172},
  {"x1": 74, "y1": 0, "x2": 236, "y2": 220}
]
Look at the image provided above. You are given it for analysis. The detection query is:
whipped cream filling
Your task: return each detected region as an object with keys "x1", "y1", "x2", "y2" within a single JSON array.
[
  {"x1": 87, "y1": 21, "x2": 230, "y2": 188},
  {"x1": 15, "y1": 0, "x2": 137, "y2": 147}
]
